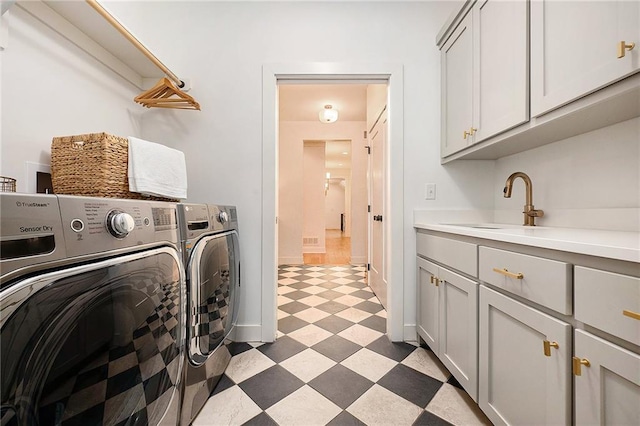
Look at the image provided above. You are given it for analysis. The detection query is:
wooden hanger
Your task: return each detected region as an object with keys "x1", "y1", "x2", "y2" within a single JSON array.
[{"x1": 134, "y1": 78, "x2": 201, "y2": 110}]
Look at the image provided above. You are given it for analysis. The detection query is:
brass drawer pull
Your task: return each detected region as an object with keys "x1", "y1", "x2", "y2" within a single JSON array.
[
  {"x1": 430, "y1": 276, "x2": 440, "y2": 286},
  {"x1": 543, "y1": 340, "x2": 559, "y2": 357},
  {"x1": 623, "y1": 309, "x2": 640, "y2": 321},
  {"x1": 493, "y1": 268, "x2": 524, "y2": 280},
  {"x1": 572, "y1": 356, "x2": 590, "y2": 376}
]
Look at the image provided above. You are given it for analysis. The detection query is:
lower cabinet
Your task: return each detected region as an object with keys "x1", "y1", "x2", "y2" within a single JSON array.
[
  {"x1": 417, "y1": 256, "x2": 478, "y2": 401},
  {"x1": 417, "y1": 230, "x2": 639, "y2": 424},
  {"x1": 478, "y1": 286, "x2": 571, "y2": 426},
  {"x1": 574, "y1": 329, "x2": 640, "y2": 425}
]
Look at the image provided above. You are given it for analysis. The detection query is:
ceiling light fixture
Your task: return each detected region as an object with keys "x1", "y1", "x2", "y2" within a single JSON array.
[{"x1": 319, "y1": 105, "x2": 338, "y2": 123}]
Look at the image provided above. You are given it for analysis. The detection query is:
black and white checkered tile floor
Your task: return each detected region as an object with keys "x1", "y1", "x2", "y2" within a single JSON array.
[{"x1": 193, "y1": 265, "x2": 491, "y2": 426}]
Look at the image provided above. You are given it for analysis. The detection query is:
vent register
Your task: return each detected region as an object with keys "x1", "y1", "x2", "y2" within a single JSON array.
[{"x1": 303, "y1": 237, "x2": 319, "y2": 245}]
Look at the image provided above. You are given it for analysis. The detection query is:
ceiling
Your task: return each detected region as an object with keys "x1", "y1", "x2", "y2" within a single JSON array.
[
  {"x1": 281, "y1": 84, "x2": 376, "y2": 172},
  {"x1": 325, "y1": 140, "x2": 351, "y2": 170},
  {"x1": 279, "y1": 84, "x2": 368, "y2": 121}
]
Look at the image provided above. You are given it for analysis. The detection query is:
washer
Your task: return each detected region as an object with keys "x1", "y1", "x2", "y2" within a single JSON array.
[
  {"x1": 177, "y1": 203, "x2": 240, "y2": 425},
  {"x1": 1, "y1": 193, "x2": 185, "y2": 426}
]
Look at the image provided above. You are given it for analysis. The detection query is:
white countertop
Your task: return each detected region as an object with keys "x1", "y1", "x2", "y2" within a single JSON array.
[{"x1": 414, "y1": 222, "x2": 640, "y2": 263}]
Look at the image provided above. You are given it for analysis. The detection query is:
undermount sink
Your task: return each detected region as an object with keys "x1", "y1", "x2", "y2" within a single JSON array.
[{"x1": 440, "y1": 223, "x2": 504, "y2": 229}]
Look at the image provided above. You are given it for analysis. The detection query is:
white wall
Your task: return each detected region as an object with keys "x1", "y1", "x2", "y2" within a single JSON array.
[
  {"x1": 2, "y1": 0, "x2": 490, "y2": 342},
  {"x1": 279, "y1": 121, "x2": 368, "y2": 266},
  {"x1": 326, "y1": 181, "x2": 345, "y2": 230},
  {"x1": 326, "y1": 168, "x2": 352, "y2": 237},
  {"x1": 302, "y1": 143, "x2": 326, "y2": 253},
  {"x1": 1, "y1": 7, "x2": 141, "y2": 192},
  {"x1": 493, "y1": 117, "x2": 640, "y2": 231},
  {"x1": 70, "y1": 0, "x2": 488, "y2": 340}
]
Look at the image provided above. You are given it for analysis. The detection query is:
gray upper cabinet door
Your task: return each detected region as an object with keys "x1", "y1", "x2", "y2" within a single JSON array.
[
  {"x1": 472, "y1": 0, "x2": 529, "y2": 143},
  {"x1": 441, "y1": 12, "x2": 474, "y2": 157},
  {"x1": 531, "y1": 0, "x2": 640, "y2": 117},
  {"x1": 441, "y1": 0, "x2": 529, "y2": 158}
]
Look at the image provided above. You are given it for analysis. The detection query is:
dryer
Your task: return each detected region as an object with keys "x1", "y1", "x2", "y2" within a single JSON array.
[
  {"x1": 0, "y1": 194, "x2": 185, "y2": 426},
  {"x1": 177, "y1": 203, "x2": 240, "y2": 425}
]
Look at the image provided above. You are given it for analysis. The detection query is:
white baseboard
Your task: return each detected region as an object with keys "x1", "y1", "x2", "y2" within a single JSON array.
[
  {"x1": 404, "y1": 324, "x2": 417, "y2": 342},
  {"x1": 231, "y1": 324, "x2": 263, "y2": 343},
  {"x1": 278, "y1": 257, "x2": 303, "y2": 265}
]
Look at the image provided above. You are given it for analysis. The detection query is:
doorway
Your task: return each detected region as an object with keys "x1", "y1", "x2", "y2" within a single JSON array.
[
  {"x1": 261, "y1": 63, "x2": 405, "y2": 343},
  {"x1": 303, "y1": 139, "x2": 353, "y2": 265}
]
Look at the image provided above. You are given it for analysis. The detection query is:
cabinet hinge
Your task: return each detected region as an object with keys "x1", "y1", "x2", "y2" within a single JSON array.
[
  {"x1": 367, "y1": 263, "x2": 371, "y2": 271},
  {"x1": 365, "y1": 145, "x2": 371, "y2": 154},
  {"x1": 364, "y1": 130, "x2": 367, "y2": 139},
  {"x1": 368, "y1": 205, "x2": 371, "y2": 213}
]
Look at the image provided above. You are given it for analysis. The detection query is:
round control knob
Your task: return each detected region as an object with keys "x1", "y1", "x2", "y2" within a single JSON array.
[
  {"x1": 107, "y1": 210, "x2": 135, "y2": 238},
  {"x1": 218, "y1": 211, "x2": 229, "y2": 224},
  {"x1": 70, "y1": 218, "x2": 85, "y2": 233}
]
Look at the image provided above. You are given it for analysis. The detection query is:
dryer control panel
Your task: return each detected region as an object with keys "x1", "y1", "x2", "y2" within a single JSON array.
[{"x1": 57, "y1": 195, "x2": 179, "y2": 258}]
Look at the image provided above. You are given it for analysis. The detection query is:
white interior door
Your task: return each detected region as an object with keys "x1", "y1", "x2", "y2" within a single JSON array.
[{"x1": 369, "y1": 109, "x2": 387, "y2": 310}]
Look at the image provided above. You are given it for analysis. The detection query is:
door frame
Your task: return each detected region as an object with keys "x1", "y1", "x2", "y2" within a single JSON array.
[{"x1": 262, "y1": 62, "x2": 404, "y2": 342}]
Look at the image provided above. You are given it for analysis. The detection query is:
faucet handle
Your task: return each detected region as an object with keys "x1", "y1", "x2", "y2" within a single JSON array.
[{"x1": 526, "y1": 208, "x2": 544, "y2": 218}]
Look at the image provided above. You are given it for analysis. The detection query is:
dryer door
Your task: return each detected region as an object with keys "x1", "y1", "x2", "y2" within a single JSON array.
[
  {"x1": 187, "y1": 230, "x2": 240, "y2": 365},
  {"x1": 0, "y1": 247, "x2": 184, "y2": 426}
]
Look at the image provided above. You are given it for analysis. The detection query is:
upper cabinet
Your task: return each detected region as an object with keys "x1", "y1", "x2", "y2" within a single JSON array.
[
  {"x1": 531, "y1": 0, "x2": 640, "y2": 116},
  {"x1": 473, "y1": 0, "x2": 529, "y2": 141},
  {"x1": 437, "y1": 0, "x2": 640, "y2": 162},
  {"x1": 441, "y1": 12, "x2": 473, "y2": 156},
  {"x1": 441, "y1": 0, "x2": 528, "y2": 157}
]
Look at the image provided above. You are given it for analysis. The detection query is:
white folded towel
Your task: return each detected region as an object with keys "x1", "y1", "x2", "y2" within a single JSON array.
[{"x1": 127, "y1": 136, "x2": 187, "y2": 199}]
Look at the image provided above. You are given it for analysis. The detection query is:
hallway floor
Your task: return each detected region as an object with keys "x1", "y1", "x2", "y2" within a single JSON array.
[
  {"x1": 303, "y1": 230, "x2": 351, "y2": 265},
  {"x1": 193, "y1": 265, "x2": 491, "y2": 426}
]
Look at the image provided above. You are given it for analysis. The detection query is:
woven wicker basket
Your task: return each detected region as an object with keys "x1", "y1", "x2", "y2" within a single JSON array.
[{"x1": 51, "y1": 132, "x2": 176, "y2": 201}]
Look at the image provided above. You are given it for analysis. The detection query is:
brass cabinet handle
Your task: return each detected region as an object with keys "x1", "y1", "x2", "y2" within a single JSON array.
[
  {"x1": 492, "y1": 267, "x2": 524, "y2": 280},
  {"x1": 618, "y1": 41, "x2": 636, "y2": 58},
  {"x1": 429, "y1": 275, "x2": 440, "y2": 286},
  {"x1": 543, "y1": 340, "x2": 559, "y2": 357},
  {"x1": 469, "y1": 127, "x2": 478, "y2": 135},
  {"x1": 572, "y1": 356, "x2": 590, "y2": 376},
  {"x1": 430, "y1": 275, "x2": 434, "y2": 284},
  {"x1": 623, "y1": 309, "x2": 640, "y2": 320},
  {"x1": 463, "y1": 130, "x2": 471, "y2": 140}
]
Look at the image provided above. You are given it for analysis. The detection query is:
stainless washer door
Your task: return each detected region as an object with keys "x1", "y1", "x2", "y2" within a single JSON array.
[
  {"x1": 187, "y1": 230, "x2": 240, "y2": 365},
  {"x1": 0, "y1": 247, "x2": 184, "y2": 426}
]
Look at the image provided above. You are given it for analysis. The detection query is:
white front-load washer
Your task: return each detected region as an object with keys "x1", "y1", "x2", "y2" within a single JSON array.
[{"x1": 177, "y1": 203, "x2": 240, "y2": 425}]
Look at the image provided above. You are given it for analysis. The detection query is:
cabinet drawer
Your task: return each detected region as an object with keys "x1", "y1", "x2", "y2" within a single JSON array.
[
  {"x1": 417, "y1": 233, "x2": 477, "y2": 277},
  {"x1": 575, "y1": 266, "x2": 640, "y2": 346},
  {"x1": 479, "y1": 246, "x2": 572, "y2": 315}
]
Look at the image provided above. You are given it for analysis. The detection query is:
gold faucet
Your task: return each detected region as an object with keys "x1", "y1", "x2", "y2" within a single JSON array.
[{"x1": 503, "y1": 172, "x2": 544, "y2": 226}]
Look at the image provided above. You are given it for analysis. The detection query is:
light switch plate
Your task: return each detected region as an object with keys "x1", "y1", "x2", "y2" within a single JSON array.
[{"x1": 425, "y1": 183, "x2": 436, "y2": 200}]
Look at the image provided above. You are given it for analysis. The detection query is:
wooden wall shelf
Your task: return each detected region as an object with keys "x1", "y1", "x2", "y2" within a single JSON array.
[{"x1": 16, "y1": 0, "x2": 179, "y2": 90}]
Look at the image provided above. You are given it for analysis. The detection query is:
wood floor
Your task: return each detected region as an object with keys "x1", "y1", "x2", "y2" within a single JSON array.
[{"x1": 303, "y1": 229, "x2": 351, "y2": 265}]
